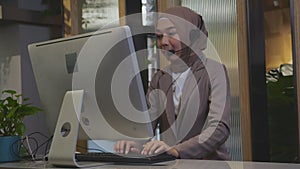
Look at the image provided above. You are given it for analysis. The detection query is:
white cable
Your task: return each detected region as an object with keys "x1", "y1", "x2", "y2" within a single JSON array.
[{"x1": 25, "y1": 136, "x2": 35, "y2": 160}]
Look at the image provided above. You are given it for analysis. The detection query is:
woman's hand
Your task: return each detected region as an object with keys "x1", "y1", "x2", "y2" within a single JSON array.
[
  {"x1": 114, "y1": 140, "x2": 140, "y2": 154},
  {"x1": 141, "y1": 140, "x2": 179, "y2": 158}
]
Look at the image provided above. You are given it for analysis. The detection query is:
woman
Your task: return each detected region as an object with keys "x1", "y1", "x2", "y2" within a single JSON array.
[{"x1": 114, "y1": 6, "x2": 231, "y2": 160}]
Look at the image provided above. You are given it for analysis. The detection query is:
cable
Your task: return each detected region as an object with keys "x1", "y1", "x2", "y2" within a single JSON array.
[
  {"x1": 30, "y1": 135, "x2": 53, "y2": 156},
  {"x1": 27, "y1": 131, "x2": 49, "y2": 139},
  {"x1": 44, "y1": 135, "x2": 53, "y2": 156},
  {"x1": 9, "y1": 132, "x2": 53, "y2": 161},
  {"x1": 21, "y1": 132, "x2": 53, "y2": 157},
  {"x1": 10, "y1": 137, "x2": 37, "y2": 160},
  {"x1": 25, "y1": 136, "x2": 35, "y2": 160}
]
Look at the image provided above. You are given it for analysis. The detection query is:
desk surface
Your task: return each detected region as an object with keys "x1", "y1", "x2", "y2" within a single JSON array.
[{"x1": 0, "y1": 160, "x2": 299, "y2": 169}]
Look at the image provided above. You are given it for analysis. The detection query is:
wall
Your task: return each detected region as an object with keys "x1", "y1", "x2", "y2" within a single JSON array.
[
  {"x1": 0, "y1": 23, "x2": 20, "y2": 93},
  {"x1": 0, "y1": 0, "x2": 62, "y2": 156}
]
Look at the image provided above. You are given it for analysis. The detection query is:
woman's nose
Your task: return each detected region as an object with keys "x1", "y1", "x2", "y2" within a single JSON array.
[{"x1": 161, "y1": 35, "x2": 170, "y2": 45}]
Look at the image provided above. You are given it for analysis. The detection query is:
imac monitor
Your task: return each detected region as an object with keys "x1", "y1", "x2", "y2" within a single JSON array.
[{"x1": 28, "y1": 26, "x2": 153, "y2": 141}]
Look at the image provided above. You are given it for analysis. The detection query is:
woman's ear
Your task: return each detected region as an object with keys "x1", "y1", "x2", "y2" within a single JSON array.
[{"x1": 189, "y1": 29, "x2": 201, "y2": 44}]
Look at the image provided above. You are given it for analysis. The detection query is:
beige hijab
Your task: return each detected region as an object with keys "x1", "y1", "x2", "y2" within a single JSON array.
[{"x1": 157, "y1": 6, "x2": 208, "y2": 72}]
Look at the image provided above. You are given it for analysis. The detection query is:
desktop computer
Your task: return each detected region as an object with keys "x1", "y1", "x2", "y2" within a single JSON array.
[
  {"x1": 28, "y1": 26, "x2": 153, "y2": 141},
  {"x1": 28, "y1": 26, "x2": 175, "y2": 167}
]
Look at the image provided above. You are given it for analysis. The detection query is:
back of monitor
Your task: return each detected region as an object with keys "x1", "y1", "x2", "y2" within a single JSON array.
[{"x1": 28, "y1": 26, "x2": 153, "y2": 167}]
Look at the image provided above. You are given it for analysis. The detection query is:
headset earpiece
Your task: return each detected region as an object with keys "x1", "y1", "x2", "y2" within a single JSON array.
[
  {"x1": 189, "y1": 29, "x2": 201, "y2": 43},
  {"x1": 189, "y1": 15, "x2": 204, "y2": 44}
]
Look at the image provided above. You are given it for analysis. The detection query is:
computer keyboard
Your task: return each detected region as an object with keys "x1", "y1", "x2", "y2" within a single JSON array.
[{"x1": 75, "y1": 152, "x2": 176, "y2": 164}]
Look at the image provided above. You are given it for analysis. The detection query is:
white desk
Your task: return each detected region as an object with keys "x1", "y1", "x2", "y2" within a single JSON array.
[{"x1": 0, "y1": 160, "x2": 299, "y2": 169}]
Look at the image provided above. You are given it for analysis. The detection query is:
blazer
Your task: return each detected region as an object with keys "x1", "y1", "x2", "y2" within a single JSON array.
[{"x1": 147, "y1": 56, "x2": 231, "y2": 160}]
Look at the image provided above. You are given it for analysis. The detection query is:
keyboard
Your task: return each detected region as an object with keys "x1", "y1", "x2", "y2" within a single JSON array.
[{"x1": 75, "y1": 152, "x2": 176, "y2": 164}]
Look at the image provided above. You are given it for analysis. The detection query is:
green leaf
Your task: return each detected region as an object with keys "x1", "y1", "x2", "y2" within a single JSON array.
[
  {"x1": 20, "y1": 144, "x2": 28, "y2": 156},
  {"x1": 6, "y1": 106, "x2": 19, "y2": 119},
  {"x1": 0, "y1": 89, "x2": 41, "y2": 136},
  {"x1": 15, "y1": 94, "x2": 22, "y2": 97},
  {"x1": 17, "y1": 106, "x2": 41, "y2": 117},
  {"x1": 6, "y1": 97, "x2": 18, "y2": 107},
  {"x1": 16, "y1": 123, "x2": 26, "y2": 136},
  {"x1": 2, "y1": 90, "x2": 17, "y2": 95}
]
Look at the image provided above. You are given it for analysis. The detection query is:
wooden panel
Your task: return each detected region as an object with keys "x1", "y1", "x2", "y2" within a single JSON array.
[
  {"x1": 157, "y1": 0, "x2": 167, "y2": 12},
  {"x1": 157, "y1": 0, "x2": 181, "y2": 12},
  {"x1": 70, "y1": 0, "x2": 82, "y2": 35},
  {"x1": 118, "y1": 0, "x2": 126, "y2": 26},
  {"x1": 292, "y1": 0, "x2": 300, "y2": 159},
  {"x1": 64, "y1": 0, "x2": 83, "y2": 37},
  {"x1": 236, "y1": 0, "x2": 252, "y2": 161}
]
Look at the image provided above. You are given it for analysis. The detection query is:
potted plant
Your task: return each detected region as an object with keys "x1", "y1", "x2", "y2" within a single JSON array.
[{"x1": 0, "y1": 89, "x2": 41, "y2": 162}]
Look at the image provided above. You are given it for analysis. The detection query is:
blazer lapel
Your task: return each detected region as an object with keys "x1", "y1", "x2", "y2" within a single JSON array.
[
  {"x1": 158, "y1": 71, "x2": 178, "y2": 142},
  {"x1": 176, "y1": 59, "x2": 205, "y2": 135},
  {"x1": 158, "y1": 72, "x2": 176, "y2": 127},
  {"x1": 179, "y1": 59, "x2": 204, "y2": 114}
]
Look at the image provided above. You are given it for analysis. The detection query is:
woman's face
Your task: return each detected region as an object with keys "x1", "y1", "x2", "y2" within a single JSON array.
[{"x1": 156, "y1": 18, "x2": 182, "y2": 62}]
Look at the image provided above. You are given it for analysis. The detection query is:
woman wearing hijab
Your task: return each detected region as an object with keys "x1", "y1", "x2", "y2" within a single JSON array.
[{"x1": 114, "y1": 6, "x2": 231, "y2": 160}]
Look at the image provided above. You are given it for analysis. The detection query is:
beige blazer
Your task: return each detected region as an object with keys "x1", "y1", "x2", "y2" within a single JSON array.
[{"x1": 147, "y1": 56, "x2": 231, "y2": 160}]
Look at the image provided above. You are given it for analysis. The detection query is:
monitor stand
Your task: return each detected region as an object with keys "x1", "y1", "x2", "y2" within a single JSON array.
[{"x1": 47, "y1": 90, "x2": 107, "y2": 168}]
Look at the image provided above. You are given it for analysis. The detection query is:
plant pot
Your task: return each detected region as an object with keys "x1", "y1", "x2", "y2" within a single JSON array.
[{"x1": 0, "y1": 136, "x2": 21, "y2": 162}]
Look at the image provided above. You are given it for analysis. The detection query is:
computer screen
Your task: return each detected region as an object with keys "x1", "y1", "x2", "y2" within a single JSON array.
[{"x1": 28, "y1": 26, "x2": 153, "y2": 141}]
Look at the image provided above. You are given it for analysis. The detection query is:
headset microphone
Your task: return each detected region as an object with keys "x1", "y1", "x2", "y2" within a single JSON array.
[
  {"x1": 165, "y1": 15, "x2": 205, "y2": 57},
  {"x1": 166, "y1": 46, "x2": 190, "y2": 56},
  {"x1": 167, "y1": 49, "x2": 176, "y2": 55},
  {"x1": 166, "y1": 31, "x2": 203, "y2": 57}
]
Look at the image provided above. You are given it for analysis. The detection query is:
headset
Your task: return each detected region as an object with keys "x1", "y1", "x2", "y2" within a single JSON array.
[
  {"x1": 189, "y1": 15, "x2": 204, "y2": 44},
  {"x1": 168, "y1": 14, "x2": 205, "y2": 55}
]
